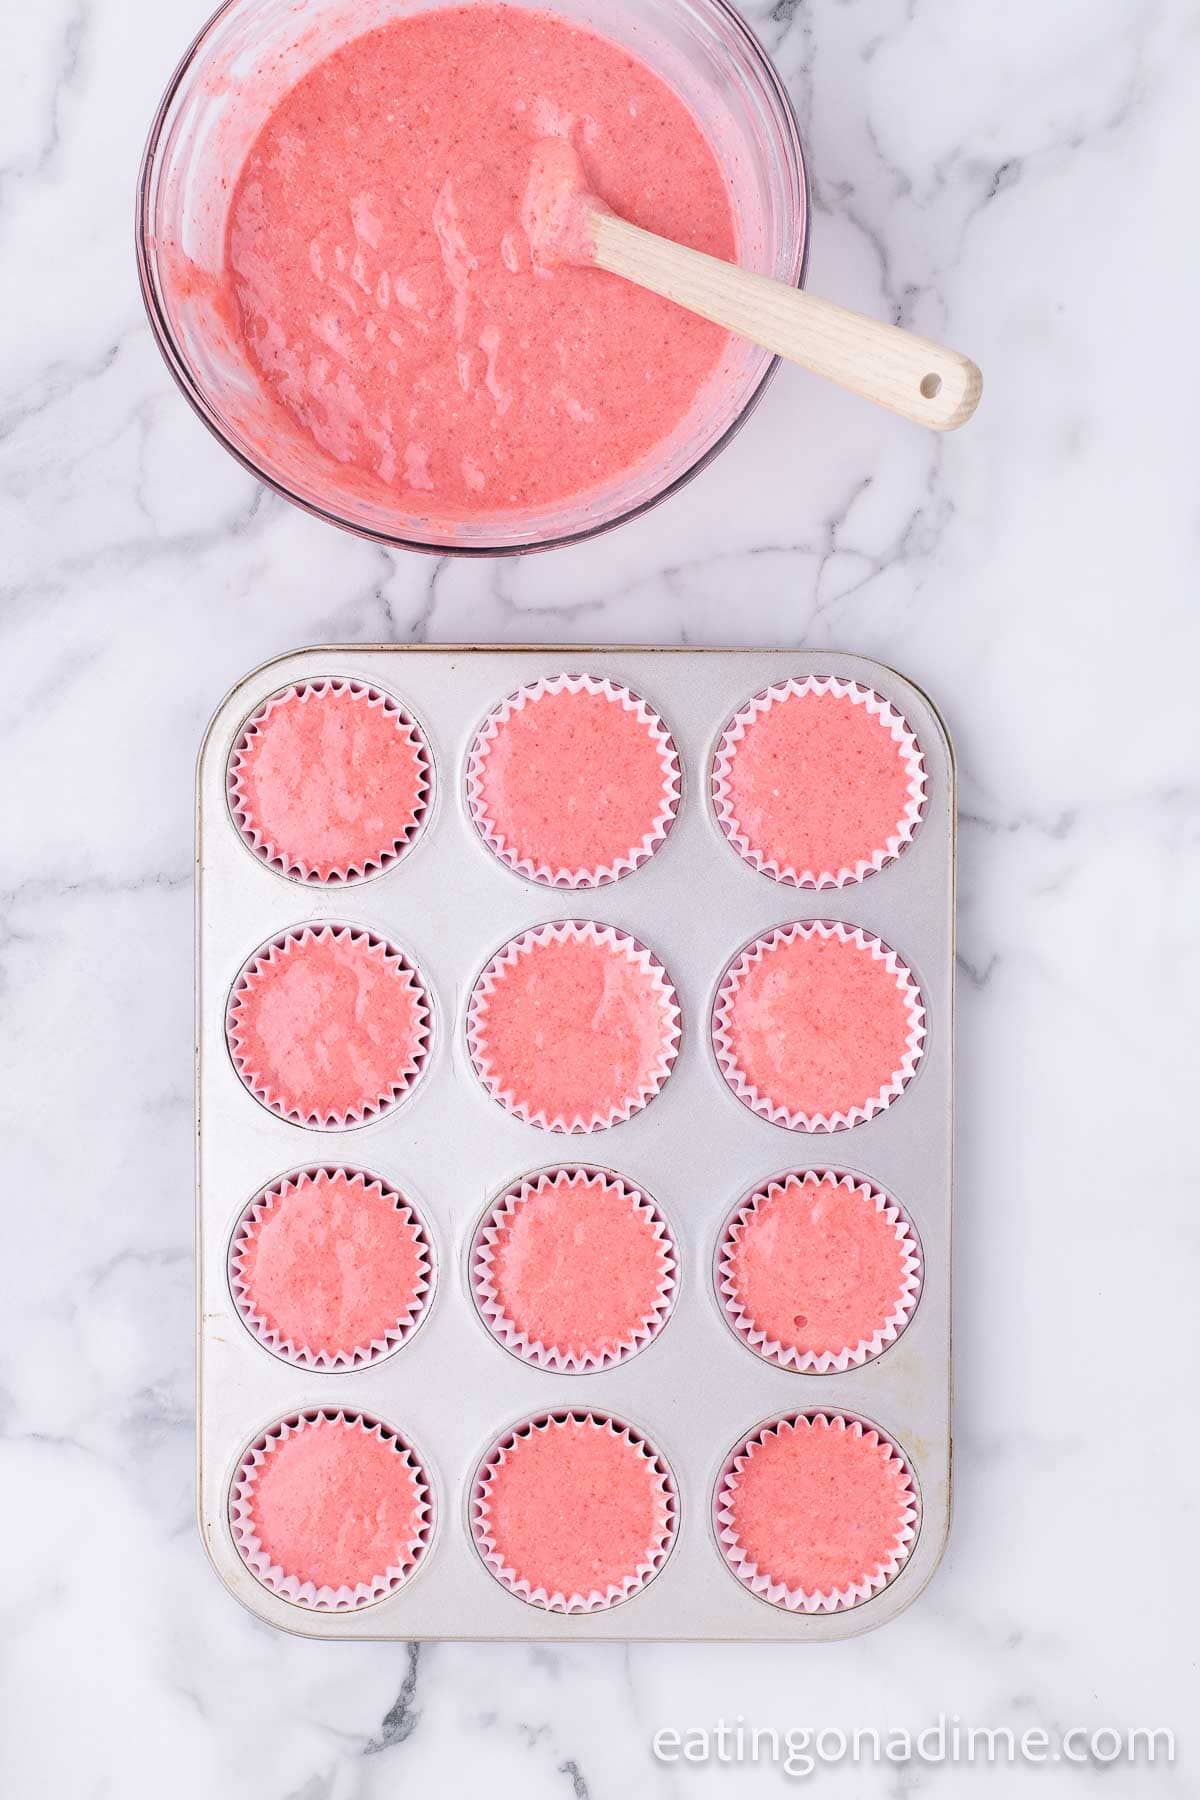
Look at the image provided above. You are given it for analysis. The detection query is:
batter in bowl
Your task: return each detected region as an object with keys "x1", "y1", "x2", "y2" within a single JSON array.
[{"x1": 223, "y1": 3, "x2": 736, "y2": 518}]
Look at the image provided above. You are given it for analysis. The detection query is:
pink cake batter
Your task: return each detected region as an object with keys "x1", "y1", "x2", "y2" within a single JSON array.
[
  {"x1": 716, "y1": 925, "x2": 921, "y2": 1127},
  {"x1": 521, "y1": 137, "x2": 610, "y2": 270},
  {"x1": 228, "y1": 927, "x2": 429, "y2": 1125},
  {"x1": 244, "y1": 1414, "x2": 427, "y2": 1593},
  {"x1": 224, "y1": 4, "x2": 737, "y2": 517},
  {"x1": 230, "y1": 682, "x2": 428, "y2": 880},
  {"x1": 469, "y1": 924, "x2": 678, "y2": 1129},
  {"x1": 469, "y1": 677, "x2": 678, "y2": 883},
  {"x1": 479, "y1": 1170, "x2": 672, "y2": 1365},
  {"x1": 716, "y1": 684, "x2": 923, "y2": 885},
  {"x1": 721, "y1": 1415, "x2": 914, "y2": 1601},
  {"x1": 723, "y1": 1173, "x2": 913, "y2": 1361},
  {"x1": 477, "y1": 1414, "x2": 671, "y2": 1603},
  {"x1": 234, "y1": 1170, "x2": 428, "y2": 1361}
]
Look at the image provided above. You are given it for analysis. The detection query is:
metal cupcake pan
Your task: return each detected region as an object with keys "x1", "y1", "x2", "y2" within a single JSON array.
[{"x1": 196, "y1": 644, "x2": 954, "y2": 1641}]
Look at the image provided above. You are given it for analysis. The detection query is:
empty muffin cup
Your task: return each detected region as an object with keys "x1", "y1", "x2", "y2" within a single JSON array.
[
  {"x1": 717, "y1": 1170, "x2": 921, "y2": 1372},
  {"x1": 229, "y1": 1167, "x2": 434, "y2": 1370},
  {"x1": 228, "y1": 679, "x2": 432, "y2": 883},
  {"x1": 472, "y1": 1167, "x2": 677, "y2": 1371},
  {"x1": 467, "y1": 921, "x2": 681, "y2": 1132},
  {"x1": 712, "y1": 920, "x2": 926, "y2": 1132},
  {"x1": 715, "y1": 1411, "x2": 919, "y2": 1613},
  {"x1": 226, "y1": 923, "x2": 432, "y2": 1129},
  {"x1": 471, "y1": 1410, "x2": 678, "y2": 1612},
  {"x1": 230, "y1": 1408, "x2": 434, "y2": 1611},
  {"x1": 711, "y1": 675, "x2": 926, "y2": 888}
]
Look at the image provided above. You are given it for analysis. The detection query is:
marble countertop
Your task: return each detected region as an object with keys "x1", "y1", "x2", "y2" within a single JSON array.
[{"x1": 3, "y1": 0, "x2": 1197, "y2": 1793}]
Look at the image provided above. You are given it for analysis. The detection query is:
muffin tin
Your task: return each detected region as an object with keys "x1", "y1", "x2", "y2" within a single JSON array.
[{"x1": 197, "y1": 645, "x2": 954, "y2": 1640}]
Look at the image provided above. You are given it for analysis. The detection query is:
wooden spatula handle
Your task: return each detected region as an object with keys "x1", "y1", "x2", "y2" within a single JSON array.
[{"x1": 592, "y1": 211, "x2": 982, "y2": 432}]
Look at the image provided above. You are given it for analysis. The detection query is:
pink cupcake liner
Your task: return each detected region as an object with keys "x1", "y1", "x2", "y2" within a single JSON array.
[
  {"x1": 714, "y1": 1412, "x2": 920, "y2": 1614},
  {"x1": 711, "y1": 676, "x2": 927, "y2": 889},
  {"x1": 472, "y1": 1167, "x2": 677, "y2": 1372},
  {"x1": 471, "y1": 1410, "x2": 678, "y2": 1613},
  {"x1": 466, "y1": 673, "x2": 681, "y2": 888},
  {"x1": 717, "y1": 1170, "x2": 922, "y2": 1373},
  {"x1": 230, "y1": 1409, "x2": 434, "y2": 1611},
  {"x1": 711, "y1": 920, "x2": 926, "y2": 1133},
  {"x1": 227, "y1": 679, "x2": 432, "y2": 884},
  {"x1": 228, "y1": 1167, "x2": 435, "y2": 1371},
  {"x1": 225, "y1": 923, "x2": 432, "y2": 1130},
  {"x1": 466, "y1": 921, "x2": 682, "y2": 1133}
]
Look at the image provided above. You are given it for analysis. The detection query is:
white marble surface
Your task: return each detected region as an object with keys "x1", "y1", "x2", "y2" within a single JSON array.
[{"x1": 3, "y1": 0, "x2": 1198, "y2": 1793}]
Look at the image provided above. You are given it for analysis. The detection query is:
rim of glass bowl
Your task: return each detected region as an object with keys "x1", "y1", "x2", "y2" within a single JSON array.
[{"x1": 135, "y1": 0, "x2": 810, "y2": 558}]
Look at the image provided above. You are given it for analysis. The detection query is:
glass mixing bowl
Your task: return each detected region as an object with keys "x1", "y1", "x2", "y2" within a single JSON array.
[{"x1": 137, "y1": 0, "x2": 808, "y2": 555}]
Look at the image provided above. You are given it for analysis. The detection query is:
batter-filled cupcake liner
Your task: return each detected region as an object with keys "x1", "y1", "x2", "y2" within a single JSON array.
[
  {"x1": 227, "y1": 679, "x2": 433, "y2": 884},
  {"x1": 466, "y1": 673, "x2": 682, "y2": 888},
  {"x1": 714, "y1": 1412, "x2": 920, "y2": 1614},
  {"x1": 230, "y1": 1409, "x2": 434, "y2": 1611},
  {"x1": 711, "y1": 676, "x2": 927, "y2": 889},
  {"x1": 466, "y1": 921, "x2": 682, "y2": 1132},
  {"x1": 472, "y1": 1167, "x2": 678, "y2": 1372},
  {"x1": 471, "y1": 1410, "x2": 678, "y2": 1613},
  {"x1": 228, "y1": 1167, "x2": 435, "y2": 1371},
  {"x1": 716, "y1": 1171, "x2": 922, "y2": 1373},
  {"x1": 226, "y1": 923, "x2": 432, "y2": 1130},
  {"x1": 711, "y1": 921, "x2": 926, "y2": 1132}
]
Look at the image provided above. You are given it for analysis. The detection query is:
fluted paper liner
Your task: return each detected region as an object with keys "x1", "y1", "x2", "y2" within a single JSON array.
[
  {"x1": 466, "y1": 673, "x2": 681, "y2": 888},
  {"x1": 228, "y1": 679, "x2": 432, "y2": 884},
  {"x1": 230, "y1": 1409, "x2": 434, "y2": 1611},
  {"x1": 229, "y1": 1167, "x2": 434, "y2": 1370},
  {"x1": 226, "y1": 923, "x2": 432, "y2": 1129},
  {"x1": 717, "y1": 1171, "x2": 922, "y2": 1372},
  {"x1": 467, "y1": 921, "x2": 681, "y2": 1132},
  {"x1": 712, "y1": 920, "x2": 926, "y2": 1132},
  {"x1": 471, "y1": 1410, "x2": 678, "y2": 1613},
  {"x1": 712, "y1": 676, "x2": 927, "y2": 889},
  {"x1": 715, "y1": 1412, "x2": 920, "y2": 1613},
  {"x1": 472, "y1": 1168, "x2": 677, "y2": 1371}
]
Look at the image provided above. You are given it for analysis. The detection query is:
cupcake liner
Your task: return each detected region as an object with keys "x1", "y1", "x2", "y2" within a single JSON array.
[
  {"x1": 472, "y1": 1167, "x2": 677, "y2": 1371},
  {"x1": 227, "y1": 679, "x2": 432, "y2": 884},
  {"x1": 228, "y1": 1166, "x2": 434, "y2": 1371},
  {"x1": 715, "y1": 1412, "x2": 920, "y2": 1614},
  {"x1": 466, "y1": 673, "x2": 681, "y2": 888},
  {"x1": 471, "y1": 1410, "x2": 678, "y2": 1613},
  {"x1": 712, "y1": 920, "x2": 926, "y2": 1132},
  {"x1": 226, "y1": 923, "x2": 432, "y2": 1130},
  {"x1": 230, "y1": 1409, "x2": 434, "y2": 1611},
  {"x1": 466, "y1": 921, "x2": 682, "y2": 1132},
  {"x1": 711, "y1": 676, "x2": 927, "y2": 889},
  {"x1": 717, "y1": 1171, "x2": 922, "y2": 1373}
]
